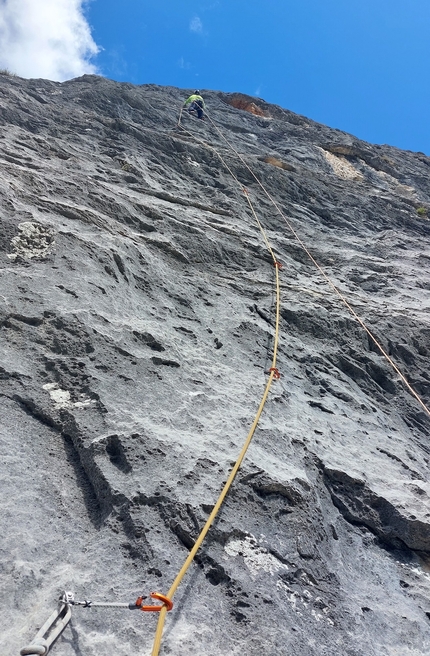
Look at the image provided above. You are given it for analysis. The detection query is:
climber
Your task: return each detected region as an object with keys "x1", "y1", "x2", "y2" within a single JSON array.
[{"x1": 184, "y1": 90, "x2": 205, "y2": 120}]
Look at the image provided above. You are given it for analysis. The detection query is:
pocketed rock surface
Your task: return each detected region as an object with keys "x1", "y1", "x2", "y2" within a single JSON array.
[{"x1": 1, "y1": 74, "x2": 430, "y2": 656}]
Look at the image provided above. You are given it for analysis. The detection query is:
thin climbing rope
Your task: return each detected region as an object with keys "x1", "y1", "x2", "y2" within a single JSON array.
[
  {"x1": 150, "y1": 101, "x2": 429, "y2": 654},
  {"x1": 149, "y1": 109, "x2": 283, "y2": 656},
  {"x1": 202, "y1": 109, "x2": 430, "y2": 418},
  {"x1": 150, "y1": 102, "x2": 430, "y2": 653},
  {"x1": 177, "y1": 106, "x2": 429, "y2": 415},
  {"x1": 21, "y1": 101, "x2": 429, "y2": 656}
]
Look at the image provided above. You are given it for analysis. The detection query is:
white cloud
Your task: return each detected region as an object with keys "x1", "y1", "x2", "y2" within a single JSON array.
[
  {"x1": 0, "y1": 0, "x2": 100, "y2": 81},
  {"x1": 189, "y1": 16, "x2": 203, "y2": 34}
]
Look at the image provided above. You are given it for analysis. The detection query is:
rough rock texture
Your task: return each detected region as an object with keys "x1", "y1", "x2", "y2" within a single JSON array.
[{"x1": 1, "y1": 74, "x2": 430, "y2": 656}]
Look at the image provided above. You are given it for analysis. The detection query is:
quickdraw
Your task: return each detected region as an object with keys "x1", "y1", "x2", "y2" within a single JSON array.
[
  {"x1": 268, "y1": 367, "x2": 281, "y2": 379},
  {"x1": 20, "y1": 591, "x2": 173, "y2": 655}
]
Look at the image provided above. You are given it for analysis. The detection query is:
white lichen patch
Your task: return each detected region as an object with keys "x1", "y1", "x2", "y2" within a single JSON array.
[
  {"x1": 224, "y1": 535, "x2": 287, "y2": 577},
  {"x1": 318, "y1": 148, "x2": 363, "y2": 181},
  {"x1": 43, "y1": 383, "x2": 71, "y2": 408},
  {"x1": 277, "y1": 580, "x2": 334, "y2": 625},
  {"x1": 43, "y1": 382, "x2": 95, "y2": 410},
  {"x1": 7, "y1": 221, "x2": 55, "y2": 260},
  {"x1": 311, "y1": 609, "x2": 334, "y2": 625},
  {"x1": 187, "y1": 156, "x2": 200, "y2": 167}
]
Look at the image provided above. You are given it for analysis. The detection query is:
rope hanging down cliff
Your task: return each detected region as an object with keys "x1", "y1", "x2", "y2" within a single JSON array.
[
  {"x1": 148, "y1": 111, "x2": 284, "y2": 656},
  {"x1": 19, "y1": 100, "x2": 283, "y2": 656},
  {"x1": 149, "y1": 101, "x2": 430, "y2": 654},
  {"x1": 20, "y1": 96, "x2": 429, "y2": 656},
  {"x1": 186, "y1": 105, "x2": 430, "y2": 418}
]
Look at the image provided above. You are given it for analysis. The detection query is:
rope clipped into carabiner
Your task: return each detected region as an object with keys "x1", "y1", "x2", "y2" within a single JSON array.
[
  {"x1": 20, "y1": 591, "x2": 173, "y2": 656},
  {"x1": 148, "y1": 104, "x2": 284, "y2": 656}
]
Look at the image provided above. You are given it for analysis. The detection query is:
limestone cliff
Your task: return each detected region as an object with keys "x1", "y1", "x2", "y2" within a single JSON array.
[{"x1": 1, "y1": 74, "x2": 430, "y2": 656}]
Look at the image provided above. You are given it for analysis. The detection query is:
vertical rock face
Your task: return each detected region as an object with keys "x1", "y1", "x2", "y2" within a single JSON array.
[{"x1": 1, "y1": 74, "x2": 430, "y2": 656}]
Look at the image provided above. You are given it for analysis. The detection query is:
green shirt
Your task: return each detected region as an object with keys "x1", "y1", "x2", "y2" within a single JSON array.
[{"x1": 184, "y1": 94, "x2": 205, "y2": 108}]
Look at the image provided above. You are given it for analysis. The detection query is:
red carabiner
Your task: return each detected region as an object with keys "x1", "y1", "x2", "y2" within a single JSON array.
[
  {"x1": 136, "y1": 592, "x2": 173, "y2": 612},
  {"x1": 269, "y1": 367, "x2": 281, "y2": 379}
]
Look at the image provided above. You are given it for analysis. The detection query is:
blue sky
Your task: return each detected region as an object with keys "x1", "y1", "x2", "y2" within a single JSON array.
[
  {"x1": 0, "y1": 1, "x2": 428, "y2": 154},
  {"x1": 84, "y1": 0, "x2": 430, "y2": 155}
]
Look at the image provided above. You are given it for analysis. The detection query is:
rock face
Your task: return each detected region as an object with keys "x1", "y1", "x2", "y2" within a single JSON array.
[{"x1": 1, "y1": 74, "x2": 430, "y2": 656}]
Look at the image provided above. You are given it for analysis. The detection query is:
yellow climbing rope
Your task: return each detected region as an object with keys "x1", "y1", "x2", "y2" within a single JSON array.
[
  {"x1": 150, "y1": 99, "x2": 430, "y2": 655},
  {"x1": 203, "y1": 110, "x2": 430, "y2": 418},
  {"x1": 149, "y1": 111, "x2": 283, "y2": 656}
]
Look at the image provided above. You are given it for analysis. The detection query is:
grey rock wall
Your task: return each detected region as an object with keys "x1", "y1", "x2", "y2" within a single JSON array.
[{"x1": 1, "y1": 73, "x2": 429, "y2": 655}]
